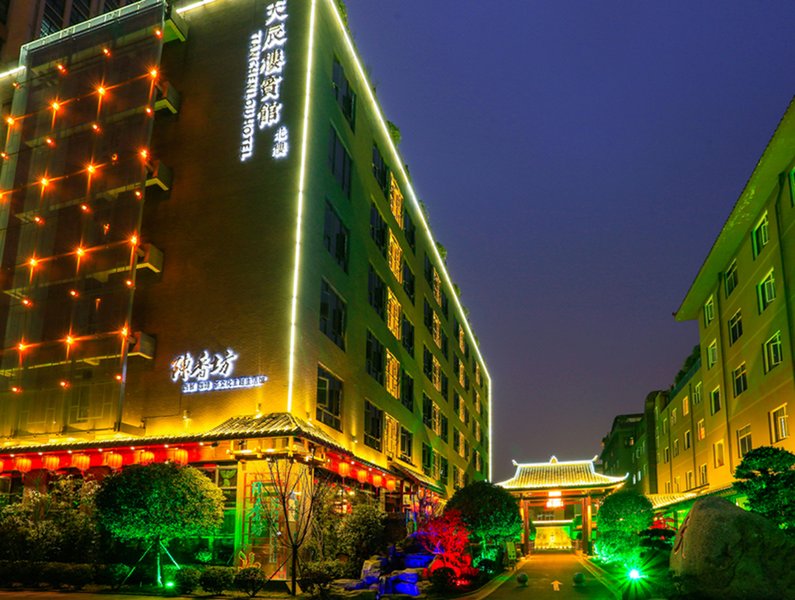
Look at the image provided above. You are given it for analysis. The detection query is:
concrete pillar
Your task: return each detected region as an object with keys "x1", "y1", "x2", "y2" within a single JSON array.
[{"x1": 581, "y1": 496, "x2": 592, "y2": 554}]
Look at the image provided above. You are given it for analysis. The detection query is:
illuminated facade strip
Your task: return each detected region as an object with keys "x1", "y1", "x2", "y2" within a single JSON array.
[
  {"x1": 175, "y1": 0, "x2": 218, "y2": 14},
  {"x1": 286, "y1": 0, "x2": 318, "y2": 412},
  {"x1": 324, "y1": 0, "x2": 494, "y2": 477},
  {"x1": 0, "y1": 66, "x2": 24, "y2": 80}
]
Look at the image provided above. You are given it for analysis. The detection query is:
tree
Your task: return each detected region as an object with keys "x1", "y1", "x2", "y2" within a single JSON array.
[
  {"x1": 0, "y1": 475, "x2": 99, "y2": 562},
  {"x1": 250, "y1": 457, "x2": 336, "y2": 596},
  {"x1": 597, "y1": 489, "x2": 653, "y2": 535},
  {"x1": 337, "y1": 500, "x2": 386, "y2": 577},
  {"x1": 416, "y1": 509, "x2": 470, "y2": 575},
  {"x1": 444, "y1": 481, "x2": 522, "y2": 547},
  {"x1": 95, "y1": 463, "x2": 225, "y2": 585},
  {"x1": 733, "y1": 445, "x2": 795, "y2": 533}
]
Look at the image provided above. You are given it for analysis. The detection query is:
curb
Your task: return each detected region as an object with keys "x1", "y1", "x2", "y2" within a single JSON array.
[
  {"x1": 575, "y1": 556, "x2": 621, "y2": 600},
  {"x1": 449, "y1": 558, "x2": 527, "y2": 600}
]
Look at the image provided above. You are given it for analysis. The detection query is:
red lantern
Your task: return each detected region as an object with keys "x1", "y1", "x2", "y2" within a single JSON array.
[
  {"x1": 105, "y1": 452, "x2": 123, "y2": 470},
  {"x1": 137, "y1": 450, "x2": 154, "y2": 465},
  {"x1": 71, "y1": 454, "x2": 90, "y2": 471},
  {"x1": 372, "y1": 474, "x2": 383, "y2": 488},
  {"x1": 42, "y1": 455, "x2": 60, "y2": 472},
  {"x1": 0, "y1": 459, "x2": 4, "y2": 472},
  {"x1": 357, "y1": 469, "x2": 368, "y2": 484},
  {"x1": 14, "y1": 457, "x2": 32, "y2": 473},
  {"x1": 386, "y1": 479, "x2": 397, "y2": 492},
  {"x1": 338, "y1": 462, "x2": 351, "y2": 478},
  {"x1": 173, "y1": 448, "x2": 188, "y2": 465}
]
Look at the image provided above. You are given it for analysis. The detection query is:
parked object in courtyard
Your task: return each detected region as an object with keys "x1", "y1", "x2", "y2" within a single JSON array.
[{"x1": 670, "y1": 497, "x2": 795, "y2": 599}]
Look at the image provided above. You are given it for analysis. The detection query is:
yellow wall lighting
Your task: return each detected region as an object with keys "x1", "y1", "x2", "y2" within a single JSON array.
[
  {"x1": 324, "y1": 0, "x2": 494, "y2": 477},
  {"x1": 286, "y1": 0, "x2": 318, "y2": 413},
  {"x1": 175, "y1": 0, "x2": 218, "y2": 14}
]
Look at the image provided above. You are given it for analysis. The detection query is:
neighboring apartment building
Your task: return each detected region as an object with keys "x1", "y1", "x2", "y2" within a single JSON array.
[
  {"x1": 600, "y1": 401, "x2": 658, "y2": 495},
  {"x1": 0, "y1": 0, "x2": 491, "y2": 569}
]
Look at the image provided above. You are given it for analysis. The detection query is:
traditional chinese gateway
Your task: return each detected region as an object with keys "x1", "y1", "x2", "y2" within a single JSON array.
[{"x1": 0, "y1": 0, "x2": 491, "y2": 578}]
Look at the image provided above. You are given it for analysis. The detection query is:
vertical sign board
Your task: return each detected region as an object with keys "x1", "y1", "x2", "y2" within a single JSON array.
[{"x1": 240, "y1": 0, "x2": 291, "y2": 162}]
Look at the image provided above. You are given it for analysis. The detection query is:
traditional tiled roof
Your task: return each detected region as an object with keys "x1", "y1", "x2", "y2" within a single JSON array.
[
  {"x1": 646, "y1": 493, "x2": 698, "y2": 510},
  {"x1": 0, "y1": 412, "x2": 345, "y2": 454},
  {"x1": 497, "y1": 456, "x2": 627, "y2": 490}
]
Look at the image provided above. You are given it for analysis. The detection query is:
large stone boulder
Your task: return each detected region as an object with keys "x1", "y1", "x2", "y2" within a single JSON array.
[{"x1": 670, "y1": 496, "x2": 795, "y2": 599}]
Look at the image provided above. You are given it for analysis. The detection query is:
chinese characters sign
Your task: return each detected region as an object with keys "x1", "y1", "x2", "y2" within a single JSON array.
[
  {"x1": 240, "y1": 0, "x2": 290, "y2": 162},
  {"x1": 170, "y1": 348, "x2": 268, "y2": 394}
]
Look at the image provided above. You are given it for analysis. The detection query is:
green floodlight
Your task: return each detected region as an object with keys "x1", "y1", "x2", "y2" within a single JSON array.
[
  {"x1": 164, "y1": 581, "x2": 175, "y2": 589},
  {"x1": 628, "y1": 569, "x2": 642, "y2": 580}
]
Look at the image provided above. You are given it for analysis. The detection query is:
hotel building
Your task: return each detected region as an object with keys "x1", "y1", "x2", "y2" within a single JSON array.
[{"x1": 0, "y1": 0, "x2": 491, "y2": 568}]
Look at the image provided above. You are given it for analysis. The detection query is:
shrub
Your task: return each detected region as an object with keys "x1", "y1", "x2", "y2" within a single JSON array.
[
  {"x1": 175, "y1": 567, "x2": 201, "y2": 594},
  {"x1": 234, "y1": 567, "x2": 266, "y2": 597},
  {"x1": 0, "y1": 561, "x2": 13, "y2": 587},
  {"x1": 301, "y1": 560, "x2": 344, "y2": 596},
  {"x1": 475, "y1": 558, "x2": 499, "y2": 577},
  {"x1": 430, "y1": 567, "x2": 456, "y2": 593},
  {"x1": 40, "y1": 563, "x2": 65, "y2": 588},
  {"x1": 61, "y1": 564, "x2": 94, "y2": 590},
  {"x1": 595, "y1": 530, "x2": 640, "y2": 567},
  {"x1": 95, "y1": 563, "x2": 131, "y2": 589},
  {"x1": 200, "y1": 566, "x2": 235, "y2": 595}
]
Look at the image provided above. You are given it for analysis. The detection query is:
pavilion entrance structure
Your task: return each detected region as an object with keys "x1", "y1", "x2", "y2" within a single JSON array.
[{"x1": 497, "y1": 456, "x2": 627, "y2": 554}]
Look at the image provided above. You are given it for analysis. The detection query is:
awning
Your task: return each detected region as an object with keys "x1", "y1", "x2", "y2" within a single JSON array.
[{"x1": 389, "y1": 461, "x2": 445, "y2": 495}]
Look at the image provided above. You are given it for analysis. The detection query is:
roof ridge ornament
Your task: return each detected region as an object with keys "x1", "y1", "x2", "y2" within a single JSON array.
[{"x1": 550, "y1": 456, "x2": 558, "y2": 463}]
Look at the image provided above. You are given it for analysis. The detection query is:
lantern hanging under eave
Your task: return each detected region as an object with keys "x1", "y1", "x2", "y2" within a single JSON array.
[
  {"x1": 14, "y1": 456, "x2": 31, "y2": 473},
  {"x1": 338, "y1": 462, "x2": 351, "y2": 478},
  {"x1": 137, "y1": 450, "x2": 154, "y2": 465},
  {"x1": 356, "y1": 469, "x2": 368, "y2": 484},
  {"x1": 0, "y1": 459, "x2": 3, "y2": 473},
  {"x1": 71, "y1": 454, "x2": 90, "y2": 471},
  {"x1": 42, "y1": 455, "x2": 60, "y2": 472},
  {"x1": 173, "y1": 448, "x2": 188, "y2": 465},
  {"x1": 105, "y1": 452, "x2": 123, "y2": 470},
  {"x1": 372, "y1": 474, "x2": 383, "y2": 488},
  {"x1": 386, "y1": 479, "x2": 396, "y2": 492}
]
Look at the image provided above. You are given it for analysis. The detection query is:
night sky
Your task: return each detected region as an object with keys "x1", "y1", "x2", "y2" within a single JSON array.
[{"x1": 344, "y1": 1, "x2": 795, "y2": 481}]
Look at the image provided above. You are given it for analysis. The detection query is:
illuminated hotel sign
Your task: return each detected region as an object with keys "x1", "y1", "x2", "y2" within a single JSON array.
[
  {"x1": 170, "y1": 348, "x2": 268, "y2": 394},
  {"x1": 240, "y1": 0, "x2": 290, "y2": 162}
]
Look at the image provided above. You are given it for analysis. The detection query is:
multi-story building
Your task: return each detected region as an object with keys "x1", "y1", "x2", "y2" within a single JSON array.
[
  {"x1": 0, "y1": 0, "x2": 491, "y2": 570},
  {"x1": 599, "y1": 414, "x2": 642, "y2": 477},
  {"x1": 674, "y1": 99, "x2": 795, "y2": 492}
]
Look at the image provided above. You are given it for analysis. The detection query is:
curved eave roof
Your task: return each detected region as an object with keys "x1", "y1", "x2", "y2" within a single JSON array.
[
  {"x1": 496, "y1": 457, "x2": 627, "y2": 491},
  {"x1": 676, "y1": 96, "x2": 795, "y2": 320}
]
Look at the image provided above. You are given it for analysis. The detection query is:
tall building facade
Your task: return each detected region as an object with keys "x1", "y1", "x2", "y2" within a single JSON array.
[{"x1": 0, "y1": 0, "x2": 492, "y2": 568}]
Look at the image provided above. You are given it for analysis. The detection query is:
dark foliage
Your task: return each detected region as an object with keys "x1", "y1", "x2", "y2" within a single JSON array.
[
  {"x1": 234, "y1": 567, "x2": 267, "y2": 597},
  {"x1": 175, "y1": 567, "x2": 201, "y2": 594},
  {"x1": 444, "y1": 481, "x2": 522, "y2": 545},
  {"x1": 200, "y1": 566, "x2": 235, "y2": 595},
  {"x1": 734, "y1": 446, "x2": 795, "y2": 533}
]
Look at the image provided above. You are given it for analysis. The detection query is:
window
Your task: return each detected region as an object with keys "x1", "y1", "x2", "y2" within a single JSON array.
[
  {"x1": 399, "y1": 427, "x2": 412, "y2": 461},
  {"x1": 385, "y1": 351, "x2": 400, "y2": 399},
  {"x1": 771, "y1": 405, "x2": 789, "y2": 443},
  {"x1": 707, "y1": 340, "x2": 718, "y2": 369},
  {"x1": 673, "y1": 438, "x2": 680, "y2": 457},
  {"x1": 732, "y1": 363, "x2": 748, "y2": 397},
  {"x1": 697, "y1": 419, "x2": 706, "y2": 441},
  {"x1": 699, "y1": 463, "x2": 708, "y2": 486},
  {"x1": 440, "y1": 457, "x2": 449, "y2": 485},
  {"x1": 671, "y1": 408, "x2": 677, "y2": 426},
  {"x1": 433, "y1": 270, "x2": 442, "y2": 307},
  {"x1": 365, "y1": 331, "x2": 384, "y2": 384},
  {"x1": 737, "y1": 425, "x2": 752, "y2": 458},
  {"x1": 663, "y1": 447, "x2": 670, "y2": 463},
  {"x1": 725, "y1": 260, "x2": 738, "y2": 297},
  {"x1": 728, "y1": 310, "x2": 743, "y2": 345},
  {"x1": 389, "y1": 174, "x2": 404, "y2": 228},
  {"x1": 764, "y1": 331, "x2": 783, "y2": 372},
  {"x1": 372, "y1": 144, "x2": 388, "y2": 192},
  {"x1": 332, "y1": 58, "x2": 356, "y2": 128},
  {"x1": 386, "y1": 289, "x2": 401, "y2": 340},
  {"x1": 713, "y1": 440, "x2": 725, "y2": 468},
  {"x1": 441, "y1": 414, "x2": 449, "y2": 442},
  {"x1": 453, "y1": 465, "x2": 464, "y2": 490},
  {"x1": 422, "y1": 394, "x2": 433, "y2": 428},
  {"x1": 402, "y1": 261, "x2": 415, "y2": 302},
  {"x1": 316, "y1": 366, "x2": 342, "y2": 431},
  {"x1": 401, "y1": 316, "x2": 414, "y2": 356},
  {"x1": 424, "y1": 255, "x2": 434, "y2": 285},
  {"x1": 384, "y1": 415, "x2": 398, "y2": 458},
  {"x1": 319, "y1": 280, "x2": 345, "y2": 349},
  {"x1": 368, "y1": 265, "x2": 385, "y2": 319},
  {"x1": 364, "y1": 400, "x2": 383, "y2": 451},
  {"x1": 400, "y1": 371, "x2": 414, "y2": 412},
  {"x1": 328, "y1": 127, "x2": 351, "y2": 196},
  {"x1": 684, "y1": 429, "x2": 692, "y2": 450},
  {"x1": 693, "y1": 382, "x2": 703, "y2": 405},
  {"x1": 758, "y1": 270, "x2": 776, "y2": 313},
  {"x1": 475, "y1": 450, "x2": 482, "y2": 473},
  {"x1": 388, "y1": 232, "x2": 403, "y2": 283},
  {"x1": 70, "y1": 0, "x2": 90, "y2": 25},
  {"x1": 404, "y1": 210, "x2": 416, "y2": 252},
  {"x1": 683, "y1": 396, "x2": 690, "y2": 415},
  {"x1": 752, "y1": 213, "x2": 769, "y2": 257},
  {"x1": 432, "y1": 312, "x2": 442, "y2": 348},
  {"x1": 662, "y1": 417, "x2": 668, "y2": 435},
  {"x1": 41, "y1": 0, "x2": 65, "y2": 36},
  {"x1": 422, "y1": 443, "x2": 432, "y2": 476},
  {"x1": 370, "y1": 205, "x2": 387, "y2": 255},
  {"x1": 323, "y1": 202, "x2": 348, "y2": 270},
  {"x1": 686, "y1": 471, "x2": 694, "y2": 490},
  {"x1": 703, "y1": 295, "x2": 715, "y2": 326},
  {"x1": 710, "y1": 387, "x2": 721, "y2": 415},
  {"x1": 474, "y1": 420, "x2": 481, "y2": 443},
  {"x1": 423, "y1": 346, "x2": 433, "y2": 380}
]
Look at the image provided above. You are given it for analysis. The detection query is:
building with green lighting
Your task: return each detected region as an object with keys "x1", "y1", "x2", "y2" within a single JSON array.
[{"x1": 0, "y1": 0, "x2": 491, "y2": 572}]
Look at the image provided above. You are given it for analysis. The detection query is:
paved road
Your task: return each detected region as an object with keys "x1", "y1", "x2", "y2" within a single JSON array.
[{"x1": 481, "y1": 553, "x2": 616, "y2": 600}]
